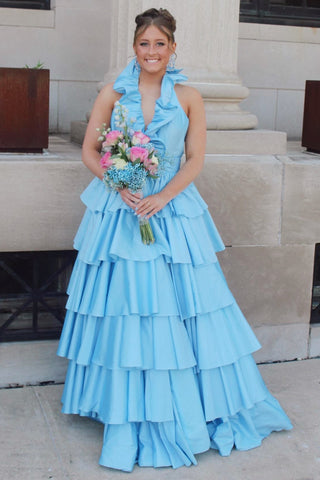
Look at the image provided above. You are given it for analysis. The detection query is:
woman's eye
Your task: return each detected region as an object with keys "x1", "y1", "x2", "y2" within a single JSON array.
[{"x1": 138, "y1": 41, "x2": 166, "y2": 47}]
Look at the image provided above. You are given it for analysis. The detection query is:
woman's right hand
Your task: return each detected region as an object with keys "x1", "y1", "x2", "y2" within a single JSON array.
[{"x1": 118, "y1": 188, "x2": 142, "y2": 210}]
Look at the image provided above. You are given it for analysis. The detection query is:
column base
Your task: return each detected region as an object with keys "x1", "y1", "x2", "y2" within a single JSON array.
[{"x1": 188, "y1": 81, "x2": 258, "y2": 130}]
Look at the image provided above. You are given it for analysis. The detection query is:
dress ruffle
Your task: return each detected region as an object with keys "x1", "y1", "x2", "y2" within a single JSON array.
[
  {"x1": 58, "y1": 308, "x2": 261, "y2": 371},
  {"x1": 57, "y1": 58, "x2": 292, "y2": 471},
  {"x1": 75, "y1": 176, "x2": 224, "y2": 264}
]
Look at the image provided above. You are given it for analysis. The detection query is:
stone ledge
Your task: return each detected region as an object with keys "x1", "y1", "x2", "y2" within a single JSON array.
[
  {"x1": 196, "y1": 155, "x2": 282, "y2": 246},
  {"x1": 0, "y1": 340, "x2": 67, "y2": 388},
  {"x1": 0, "y1": 7, "x2": 55, "y2": 28},
  {"x1": 239, "y1": 21, "x2": 320, "y2": 45},
  {"x1": 0, "y1": 135, "x2": 92, "y2": 251},
  {"x1": 206, "y1": 129, "x2": 287, "y2": 155},
  {"x1": 253, "y1": 323, "x2": 309, "y2": 363},
  {"x1": 281, "y1": 160, "x2": 320, "y2": 245}
]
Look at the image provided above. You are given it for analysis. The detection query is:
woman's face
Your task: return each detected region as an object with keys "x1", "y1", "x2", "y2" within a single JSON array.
[{"x1": 134, "y1": 25, "x2": 176, "y2": 75}]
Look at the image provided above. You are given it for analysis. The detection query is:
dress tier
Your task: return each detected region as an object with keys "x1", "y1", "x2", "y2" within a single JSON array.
[{"x1": 57, "y1": 60, "x2": 292, "y2": 472}]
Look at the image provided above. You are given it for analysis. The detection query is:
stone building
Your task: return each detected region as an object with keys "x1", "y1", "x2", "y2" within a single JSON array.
[{"x1": 0, "y1": 0, "x2": 319, "y2": 386}]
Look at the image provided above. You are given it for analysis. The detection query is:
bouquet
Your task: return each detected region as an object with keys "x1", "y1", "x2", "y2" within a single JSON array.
[{"x1": 97, "y1": 101, "x2": 161, "y2": 245}]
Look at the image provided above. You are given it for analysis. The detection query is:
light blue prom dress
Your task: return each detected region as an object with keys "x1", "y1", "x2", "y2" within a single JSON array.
[{"x1": 57, "y1": 59, "x2": 292, "y2": 471}]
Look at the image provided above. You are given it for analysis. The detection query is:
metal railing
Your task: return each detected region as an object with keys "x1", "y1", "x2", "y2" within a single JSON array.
[{"x1": 0, "y1": 250, "x2": 76, "y2": 342}]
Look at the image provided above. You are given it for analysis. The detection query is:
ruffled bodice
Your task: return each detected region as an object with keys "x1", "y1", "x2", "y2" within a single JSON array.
[
  {"x1": 82, "y1": 59, "x2": 191, "y2": 203},
  {"x1": 112, "y1": 58, "x2": 189, "y2": 165}
]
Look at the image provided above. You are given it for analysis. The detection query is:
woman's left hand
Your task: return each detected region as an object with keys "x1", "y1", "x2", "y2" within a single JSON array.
[{"x1": 135, "y1": 192, "x2": 169, "y2": 219}]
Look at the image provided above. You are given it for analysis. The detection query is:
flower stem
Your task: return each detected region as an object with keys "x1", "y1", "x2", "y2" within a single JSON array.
[{"x1": 139, "y1": 217, "x2": 155, "y2": 245}]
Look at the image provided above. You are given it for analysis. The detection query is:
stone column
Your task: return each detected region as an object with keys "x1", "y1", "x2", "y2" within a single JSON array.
[{"x1": 100, "y1": 0, "x2": 257, "y2": 130}]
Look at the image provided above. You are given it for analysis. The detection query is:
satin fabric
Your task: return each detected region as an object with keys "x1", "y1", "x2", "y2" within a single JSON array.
[{"x1": 57, "y1": 59, "x2": 292, "y2": 472}]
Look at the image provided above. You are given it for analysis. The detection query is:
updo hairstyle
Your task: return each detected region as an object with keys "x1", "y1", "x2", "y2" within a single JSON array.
[{"x1": 134, "y1": 8, "x2": 176, "y2": 45}]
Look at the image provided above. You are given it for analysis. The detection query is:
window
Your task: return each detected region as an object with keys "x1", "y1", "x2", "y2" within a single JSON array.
[
  {"x1": 311, "y1": 244, "x2": 320, "y2": 324},
  {"x1": 0, "y1": 250, "x2": 76, "y2": 342},
  {"x1": 240, "y1": 0, "x2": 320, "y2": 27},
  {"x1": 0, "y1": 0, "x2": 50, "y2": 9}
]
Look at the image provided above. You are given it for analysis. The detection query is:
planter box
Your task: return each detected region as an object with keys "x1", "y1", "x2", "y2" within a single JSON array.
[
  {"x1": 0, "y1": 67, "x2": 49, "y2": 153},
  {"x1": 302, "y1": 80, "x2": 320, "y2": 154}
]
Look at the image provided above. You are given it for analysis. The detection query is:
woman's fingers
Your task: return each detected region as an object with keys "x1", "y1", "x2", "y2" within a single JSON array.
[
  {"x1": 135, "y1": 194, "x2": 167, "y2": 218},
  {"x1": 119, "y1": 190, "x2": 168, "y2": 217},
  {"x1": 118, "y1": 189, "x2": 141, "y2": 209}
]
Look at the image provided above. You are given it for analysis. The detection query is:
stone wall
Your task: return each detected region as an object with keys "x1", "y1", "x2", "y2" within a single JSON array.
[
  {"x1": 0, "y1": 1, "x2": 111, "y2": 132},
  {"x1": 239, "y1": 23, "x2": 320, "y2": 139},
  {"x1": 195, "y1": 149, "x2": 319, "y2": 363},
  {"x1": 0, "y1": 137, "x2": 92, "y2": 252}
]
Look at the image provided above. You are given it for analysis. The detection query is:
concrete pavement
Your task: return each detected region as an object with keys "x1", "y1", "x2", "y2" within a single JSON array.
[{"x1": 0, "y1": 358, "x2": 319, "y2": 480}]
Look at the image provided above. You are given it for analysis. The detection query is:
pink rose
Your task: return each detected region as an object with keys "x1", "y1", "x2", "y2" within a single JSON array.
[
  {"x1": 103, "y1": 130, "x2": 123, "y2": 147},
  {"x1": 143, "y1": 155, "x2": 158, "y2": 175},
  {"x1": 132, "y1": 131, "x2": 150, "y2": 145},
  {"x1": 130, "y1": 146, "x2": 149, "y2": 163},
  {"x1": 100, "y1": 151, "x2": 113, "y2": 169},
  {"x1": 145, "y1": 163, "x2": 158, "y2": 175}
]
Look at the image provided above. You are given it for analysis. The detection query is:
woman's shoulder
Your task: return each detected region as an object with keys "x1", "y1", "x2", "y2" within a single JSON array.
[
  {"x1": 175, "y1": 84, "x2": 202, "y2": 103},
  {"x1": 174, "y1": 84, "x2": 203, "y2": 116},
  {"x1": 89, "y1": 83, "x2": 122, "y2": 122},
  {"x1": 98, "y1": 82, "x2": 122, "y2": 103}
]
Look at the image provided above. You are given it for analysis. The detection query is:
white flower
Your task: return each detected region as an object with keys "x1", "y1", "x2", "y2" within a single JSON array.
[
  {"x1": 150, "y1": 155, "x2": 159, "y2": 165},
  {"x1": 113, "y1": 157, "x2": 127, "y2": 170},
  {"x1": 118, "y1": 141, "x2": 128, "y2": 151}
]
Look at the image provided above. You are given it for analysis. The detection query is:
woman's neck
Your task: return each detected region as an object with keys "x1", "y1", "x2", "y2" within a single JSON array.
[{"x1": 138, "y1": 68, "x2": 165, "y2": 89}]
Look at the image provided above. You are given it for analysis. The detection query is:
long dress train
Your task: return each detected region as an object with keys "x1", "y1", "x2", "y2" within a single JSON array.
[{"x1": 57, "y1": 59, "x2": 292, "y2": 472}]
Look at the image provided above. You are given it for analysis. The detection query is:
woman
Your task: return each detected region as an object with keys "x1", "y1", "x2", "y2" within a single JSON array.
[{"x1": 58, "y1": 8, "x2": 292, "y2": 472}]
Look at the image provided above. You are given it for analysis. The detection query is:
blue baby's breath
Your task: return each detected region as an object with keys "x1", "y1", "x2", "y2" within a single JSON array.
[{"x1": 103, "y1": 163, "x2": 148, "y2": 192}]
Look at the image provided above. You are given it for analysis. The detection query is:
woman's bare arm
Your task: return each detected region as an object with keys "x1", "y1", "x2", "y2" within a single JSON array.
[{"x1": 81, "y1": 83, "x2": 120, "y2": 180}]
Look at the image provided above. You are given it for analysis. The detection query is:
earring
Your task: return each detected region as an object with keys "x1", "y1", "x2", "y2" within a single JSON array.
[
  {"x1": 134, "y1": 56, "x2": 141, "y2": 72},
  {"x1": 166, "y1": 53, "x2": 176, "y2": 72}
]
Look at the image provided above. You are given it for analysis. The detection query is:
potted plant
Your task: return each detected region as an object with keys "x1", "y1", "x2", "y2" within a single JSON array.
[{"x1": 0, "y1": 61, "x2": 49, "y2": 153}]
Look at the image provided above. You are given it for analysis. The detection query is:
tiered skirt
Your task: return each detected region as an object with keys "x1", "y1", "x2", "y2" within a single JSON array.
[{"x1": 57, "y1": 177, "x2": 292, "y2": 471}]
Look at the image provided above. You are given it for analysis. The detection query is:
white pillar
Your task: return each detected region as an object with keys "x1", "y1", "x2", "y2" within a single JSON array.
[{"x1": 100, "y1": 0, "x2": 257, "y2": 130}]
